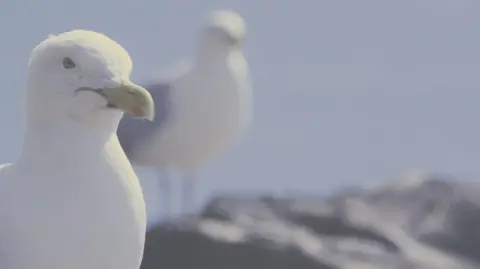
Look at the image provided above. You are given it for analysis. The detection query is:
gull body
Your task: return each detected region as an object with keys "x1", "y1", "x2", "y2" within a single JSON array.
[
  {"x1": 0, "y1": 30, "x2": 154, "y2": 269},
  {"x1": 118, "y1": 10, "x2": 252, "y2": 219}
]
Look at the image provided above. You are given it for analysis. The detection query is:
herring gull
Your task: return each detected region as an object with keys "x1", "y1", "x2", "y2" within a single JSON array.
[
  {"x1": 0, "y1": 30, "x2": 154, "y2": 269},
  {"x1": 117, "y1": 10, "x2": 252, "y2": 219}
]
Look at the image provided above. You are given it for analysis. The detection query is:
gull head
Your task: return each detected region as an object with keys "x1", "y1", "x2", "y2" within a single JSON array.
[
  {"x1": 25, "y1": 30, "x2": 154, "y2": 128},
  {"x1": 203, "y1": 10, "x2": 246, "y2": 47}
]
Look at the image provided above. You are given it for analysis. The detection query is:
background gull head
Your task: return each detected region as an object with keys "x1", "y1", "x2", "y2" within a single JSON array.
[{"x1": 201, "y1": 10, "x2": 246, "y2": 48}]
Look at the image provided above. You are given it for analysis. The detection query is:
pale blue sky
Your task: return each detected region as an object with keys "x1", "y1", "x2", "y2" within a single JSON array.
[{"x1": 1, "y1": 0, "x2": 480, "y2": 222}]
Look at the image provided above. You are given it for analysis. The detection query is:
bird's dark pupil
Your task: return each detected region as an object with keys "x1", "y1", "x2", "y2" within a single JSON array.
[{"x1": 63, "y1": 57, "x2": 76, "y2": 69}]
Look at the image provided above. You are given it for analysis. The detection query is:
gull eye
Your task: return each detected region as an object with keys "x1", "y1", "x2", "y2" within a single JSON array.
[{"x1": 62, "y1": 57, "x2": 76, "y2": 69}]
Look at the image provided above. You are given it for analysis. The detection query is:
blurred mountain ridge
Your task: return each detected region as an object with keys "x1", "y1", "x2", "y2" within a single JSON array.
[{"x1": 141, "y1": 172, "x2": 480, "y2": 269}]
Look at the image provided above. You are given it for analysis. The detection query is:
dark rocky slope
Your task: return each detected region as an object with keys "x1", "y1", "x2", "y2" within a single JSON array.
[{"x1": 141, "y1": 173, "x2": 480, "y2": 269}]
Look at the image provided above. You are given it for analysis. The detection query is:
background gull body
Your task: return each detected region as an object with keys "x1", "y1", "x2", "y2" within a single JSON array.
[{"x1": 117, "y1": 10, "x2": 252, "y2": 220}]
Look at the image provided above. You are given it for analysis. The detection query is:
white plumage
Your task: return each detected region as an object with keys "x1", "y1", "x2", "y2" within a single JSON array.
[{"x1": 0, "y1": 30, "x2": 154, "y2": 269}]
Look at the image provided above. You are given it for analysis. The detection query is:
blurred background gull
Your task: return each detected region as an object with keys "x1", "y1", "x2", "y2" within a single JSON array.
[{"x1": 117, "y1": 10, "x2": 251, "y2": 222}]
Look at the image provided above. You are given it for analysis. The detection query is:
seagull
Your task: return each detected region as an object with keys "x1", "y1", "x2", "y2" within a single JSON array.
[
  {"x1": 0, "y1": 30, "x2": 154, "y2": 269},
  {"x1": 117, "y1": 10, "x2": 252, "y2": 220}
]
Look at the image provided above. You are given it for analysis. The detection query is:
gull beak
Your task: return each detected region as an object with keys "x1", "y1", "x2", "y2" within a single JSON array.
[{"x1": 89, "y1": 83, "x2": 155, "y2": 121}]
